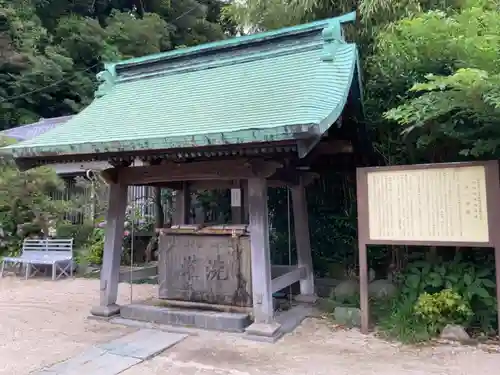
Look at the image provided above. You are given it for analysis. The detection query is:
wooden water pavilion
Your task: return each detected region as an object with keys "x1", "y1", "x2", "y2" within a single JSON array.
[{"x1": 4, "y1": 11, "x2": 366, "y2": 340}]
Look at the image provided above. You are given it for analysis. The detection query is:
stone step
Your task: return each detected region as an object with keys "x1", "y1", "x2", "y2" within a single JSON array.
[{"x1": 121, "y1": 304, "x2": 251, "y2": 332}]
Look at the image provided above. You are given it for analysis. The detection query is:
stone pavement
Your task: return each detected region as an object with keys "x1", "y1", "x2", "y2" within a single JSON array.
[{"x1": 34, "y1": 329, "x2": 187, "y2": 375}]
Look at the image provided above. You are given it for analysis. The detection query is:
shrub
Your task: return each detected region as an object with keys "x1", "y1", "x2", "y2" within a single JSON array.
[
  {"x1": 374, "y1": 253, "x2": 497, "y2": 342},
  {"x1": 414, "y1": 289, "x2": 473, "y2": 336},
  {"x1": 84, "y1": 228, "x2": 105, "y2": 265},
  {"x1": 374, "y1": 296, "x2": 432, "y2": 343},
  {"x1": 0, "y1": 137, "x2": 69, "y2": 255},
  {"x1": 56, "y1": 222, "x2": 95, "y2": 248},
  {"x1": 401, "y1": 255, "x2": 497, "y2": 332}
]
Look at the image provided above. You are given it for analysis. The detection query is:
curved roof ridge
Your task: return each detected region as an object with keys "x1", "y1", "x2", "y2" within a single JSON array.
[
  {"x1": 108, "y1": 11, "x2": 356, "y2": 72},
  {"x1": 115, "y1": 41, "x2": 325, "y2": 85}
]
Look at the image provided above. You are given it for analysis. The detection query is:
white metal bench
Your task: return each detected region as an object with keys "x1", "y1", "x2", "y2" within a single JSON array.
[{"x1": 0, "y1": 238, "x2": 74, "y2": 280}]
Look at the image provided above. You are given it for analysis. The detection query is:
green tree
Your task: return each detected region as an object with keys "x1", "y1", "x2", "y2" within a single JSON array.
[
  {"x1": 0, "y1": 0, "x2": 230, "y2": 131},
  {"x1": 0, "y1": 2, "x2": 91, "y2": 125},
  {"x1": 0, "y1": 137, "x2": 68, "y2": 253},
  {"x1": 380, "y1": 2, "x2": 500, "y2": 159},
  {"x1": 105, "y1": 10, "x2": 171, "y2": 58}
]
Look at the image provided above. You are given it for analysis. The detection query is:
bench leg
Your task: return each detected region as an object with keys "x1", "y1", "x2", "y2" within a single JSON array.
[
  {"x1": 0, "y1": 261, "x2": 5, "y2": 278},
  {"x1": 25, "y1": 264, "x2": 30, "y2": 280},
  {"x1": 52, "y1": 264, "x2": 56, "y2": 281}
]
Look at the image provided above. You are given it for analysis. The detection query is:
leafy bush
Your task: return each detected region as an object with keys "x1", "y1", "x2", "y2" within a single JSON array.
[
  {"x1": 374, "y1": 296, "x2": 432, "y2": 343},
  {"x1": 56, "y1": 222, "x2": 95, "y2": 248},
  {"x1": 401, "y1": 255, "x2": 497, "y2": 331},
  {"x1": 374, "y1": 253, "x2": 497, "y2": 342},
  {"x1": 121, "y1": 205, "x2": 156, "y2": 265},
  {"x1": 84, "y1": 228, "x2": 105, "y2": 266},
  {"x1": 0, "y1": 137, "x2": 69, "y2": 255},
  {"x1": 414, "y1": 289, "x2": 473, "y2": 336}
]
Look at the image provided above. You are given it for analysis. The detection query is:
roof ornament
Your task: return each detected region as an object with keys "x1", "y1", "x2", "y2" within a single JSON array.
[
  {"x1": 95, "y1": 67, "x2": 116, "y2": 98},
  {"x1": 321, "y1": 20, "x2": 344, "y2": 62}
]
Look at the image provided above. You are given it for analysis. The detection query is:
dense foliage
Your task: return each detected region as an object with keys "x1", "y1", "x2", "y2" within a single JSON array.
[
  {"x1": 0, "y1": 0, "x2": 231, "y2": 128},
  {"x1": 0, "y1": 137, "x2": 68, "y2": 253},
  {"x1": 381, "y1": 4, "x2": 500, "y2": 158}
]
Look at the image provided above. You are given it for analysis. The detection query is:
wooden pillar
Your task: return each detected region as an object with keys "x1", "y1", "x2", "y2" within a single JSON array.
[
  {"x1": 91, "y1": 181, "x2": 128, "y2": 317},
  {"x1": 245, "y1": 178, "x2": 281, "y2": 339},
  {"x1": 243, "y1": 181, "x2": 249, "y2": 223},
  {"x1": 173, "y1": 182, "x2": 190, "y2": 224},
  {"x1": 495, "y1": 245, "x2": 500, "y2": 336},
  {"x1": 291, "y1": 181, "x2": 317, "y2": 302},
  {"x1": 359, "y1": 241, "x2": 369, "y2": 334},
  {"x1": 158, "y1": 231, "x2": 168, "y2": 299}
]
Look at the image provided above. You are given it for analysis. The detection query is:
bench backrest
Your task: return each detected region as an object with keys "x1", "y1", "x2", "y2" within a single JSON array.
[{"x1": 21, "y1": 238, "x2": 74, "y2": 259}]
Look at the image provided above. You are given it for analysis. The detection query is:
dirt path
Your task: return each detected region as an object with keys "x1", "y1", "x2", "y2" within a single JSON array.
[
  {"x1": 0, "y1": 277, "x2": 153, "y2": 375},
  {"x1": 122, "y1": 319, "x2": 500, "y2": 375},
  {"x1": 0, "y1": 277, "x2": 498, "y2": 375}
]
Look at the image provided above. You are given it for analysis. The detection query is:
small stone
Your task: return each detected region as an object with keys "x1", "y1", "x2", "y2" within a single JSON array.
[
  {"x1": 368, "y1": 279, "x2": 397, "y2": 299},
  {"x1": 368, "y1": 268, "x2": 376, "y2": 283},
  {"x1": 334, "y1": 306, "x2": 361, "y2": 327},
  {"x1": 333, "y1": 280, "x2": 359, "y2": 301},
  {"x1": 440, "y1": 324, "x2": 470, "y2": 342}
]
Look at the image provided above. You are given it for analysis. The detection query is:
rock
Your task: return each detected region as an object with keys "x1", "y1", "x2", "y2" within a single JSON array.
[
  {"x1": 315, "y1": 278, "x2": 341, "y2": 298},
  {"x1": 334, "y1": 306, "x2": 361, "y2": 327},
  {"x1": 440, "y1": 324, "x2": 470, "y2": 342},
  {"x1": 333, "y1": 279, "x2": 359, "y2": 301},
  {"x1": 368, "y1": 268, "x2": 376, "y2": 283},
  {"x1": 368, "y1": 279, "x2": 397, "y2": 299}
]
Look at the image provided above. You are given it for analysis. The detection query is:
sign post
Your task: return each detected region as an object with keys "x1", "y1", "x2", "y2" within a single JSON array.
[{"x1": 356, "y1": 161, "x2": 500, "y2": 334}]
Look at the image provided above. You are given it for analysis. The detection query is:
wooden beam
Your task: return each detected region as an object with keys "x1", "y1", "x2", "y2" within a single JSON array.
[
  {"x1": 117, "y1": 159, "x2": 283, "y2": 185},
  {"x1": 271, "y1": 266, "x2": 306, "y2": 294},
  {"x1": 148, "y1": 179, "x2": 283, "y2": 190},
  {"x1": 148, "y1": 180, "x2": 235, "y2": 190},
  {"x1": 268, "y1": 169, "x2": 319, "y2": 187},
  {"x1": 314, "y1": 140, "x2": 353, "y2": 155},
  {"x1": 146, "y1": 170, "x2": 319, "y2": 190}
]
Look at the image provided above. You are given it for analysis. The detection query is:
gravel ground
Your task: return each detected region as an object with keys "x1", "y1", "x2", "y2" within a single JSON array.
[{"x1": 0, "y1": 277, "x2": 499, "y2": 375}]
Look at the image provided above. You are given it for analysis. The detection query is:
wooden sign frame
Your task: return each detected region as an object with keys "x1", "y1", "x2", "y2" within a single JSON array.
[{"x1": 356, "y1": 160, "x2": 500, "y2": 334}]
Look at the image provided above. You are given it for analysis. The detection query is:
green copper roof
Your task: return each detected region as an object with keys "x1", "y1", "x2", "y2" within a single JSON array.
[{"x1": 5, "y1": 12, "x2": 361, "y2": 160}]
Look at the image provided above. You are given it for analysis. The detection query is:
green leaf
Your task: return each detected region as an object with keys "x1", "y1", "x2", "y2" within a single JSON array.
[
  {"x1": 482, "y1": 297, "x2": 495, "y2": 307},
  {"x1": 405, "y1": 274, "x2": 421, "y2": 289},
  {"x1": 411, "y1": 261, "x2": 429, "y2": 268},
  {"x1": 428, "y1": 272, "x2": 443, "y2": 288},
  {"x1": 436, "y1": 266, "x2": 446, "y2": 276},
  {"x1": 472, "y1": 287, "x2": 491, "y2": 299},
  {"x1": 476, "y1": 268, "x2": 491, "y2": 278},
  {"x1": 464, "y1": 273, "x2": 473, "y2": 286},
  {"x1": 481, "y1": 278, "x2": 496, "y2": 288}
]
